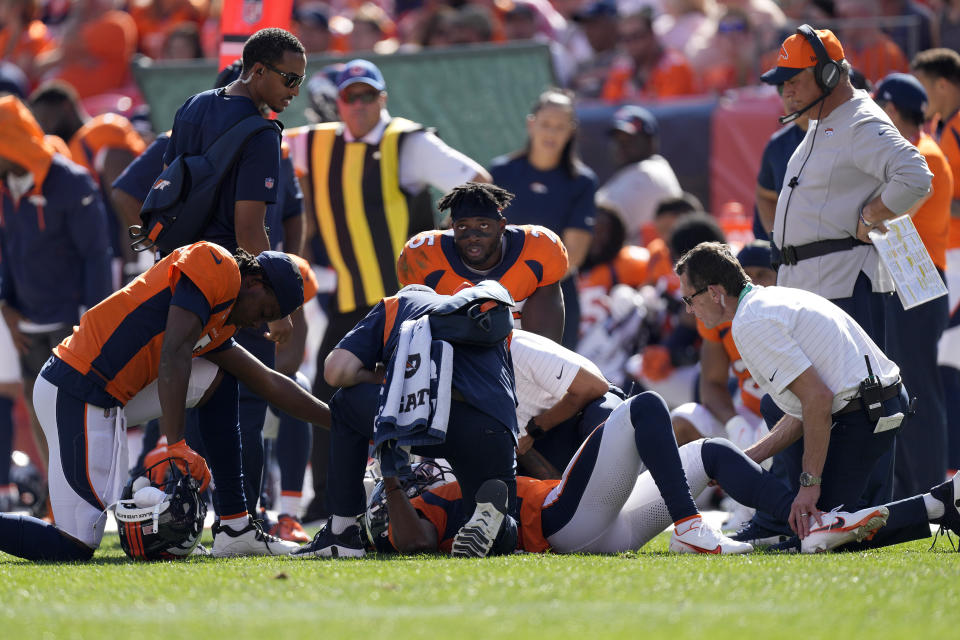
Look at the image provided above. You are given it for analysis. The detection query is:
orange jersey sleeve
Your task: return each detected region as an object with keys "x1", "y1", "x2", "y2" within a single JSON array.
[
  {"x1": 645, "y1": 238, "x2": 679, "y2": 292},
  {"x1": 56, "y1": 12, "x2": 137, "y2": 98},
  {"x1": 516, "y1": 476, "x2": 561, "y2": 553},
  {"x1": 397, "y1": 226, "x2": 568, "y2": 303},
  {"x1": 696, "y1": 318, "x2": 762, "y2": 416},
  {"x1": 398, "y1": 476, "x2": 558, "y2": 554},
  {"x1": 288, "y1": 254, "x2": 319, "y2": 303},
  {"x1": 400, "y1": 481, "x2": 463, "y2": 554},
  {"x1": 649, "y1": 50, "x2": 697, "y2": 98},
  {"x1": 54, "y1": 242, "x2": 240, "y2": 404},
  {"x1": 511, "y1": 225, "x2": 569, "y2": 290},
  {"x1": 69, "y1": 114, "x2": 145, "y2": 176},
  {"x1": 938, "y1": 111, "x2": 960, "y2": 248},
  {"x1": 914, "y1": 133, "x2": 952, "y2": 270},
  {"x1": 578, "y1": 245, "x2": 651, "y2": 292}
]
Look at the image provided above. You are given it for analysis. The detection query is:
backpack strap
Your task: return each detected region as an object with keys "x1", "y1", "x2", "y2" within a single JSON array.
[{"x1": 205, "y1": 113, "x2": 282, "y2": 159}]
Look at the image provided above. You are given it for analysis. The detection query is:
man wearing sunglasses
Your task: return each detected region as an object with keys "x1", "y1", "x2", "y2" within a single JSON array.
[
  {"x1": 164, "y1": 28, "x2": 305, "y2": 270},
  {"x1": 283, "y1": 58, "x2": 491, "y2": 524},
  {"x1": 157, "y1": 29, "x2": 307, "y2": 530}
]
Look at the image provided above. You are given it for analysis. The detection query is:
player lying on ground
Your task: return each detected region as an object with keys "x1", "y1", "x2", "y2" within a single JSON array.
[{"x1": 368, "y1": 394, "x2": 960, "y2": 555}]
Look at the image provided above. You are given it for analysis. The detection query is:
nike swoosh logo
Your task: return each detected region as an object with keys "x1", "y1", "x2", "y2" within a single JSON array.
[
  {"x1": 556, "y1": 366, "x2": 564, "y2": 380},
  {"x1": 768, "y1": 369, "x2": 778, "y2": 382},
  {"x1": 678, "y1": 540, "x2": 722, "y2": 554},
  {"x1": 209, "y1": 249, "x2": 223, "y2": 265}
]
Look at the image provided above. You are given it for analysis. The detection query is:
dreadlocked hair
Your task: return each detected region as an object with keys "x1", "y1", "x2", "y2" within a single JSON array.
[
  {"x1": 234, "y1": 248, "x2": 276, "y2": 295},
  {"x1": 437, "y1": 182, "x2": 514, "y2": 216}
]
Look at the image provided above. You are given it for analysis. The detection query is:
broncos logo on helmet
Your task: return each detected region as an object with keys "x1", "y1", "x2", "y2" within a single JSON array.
[
  {"x1": 362, "y1": 460, "x2": 455, "y2": 553},
  {"x1": 113, "y1": 458, "x2": 207, "y2": 561}
]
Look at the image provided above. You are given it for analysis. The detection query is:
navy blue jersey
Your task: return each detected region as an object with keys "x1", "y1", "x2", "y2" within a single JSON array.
[
  {"x1": 757, "y1": 123, "x2": 806, "y2": 194},
  {"x1": 0, "y1": 155, "x2": 113, "y2": 324},
  {"x1": 489, "y1": 154, "x2": 597, "y2": 235},
  {"x1": 336, "y1": 286, "x2": 518, "y2": 432},
  {"x1": 164, "y1": 89, "x2": 281, "y2": 252},
  {"x1": 112, "y1": 132, "x2": 169, "y2": 203},
  {"x1": 266, "y1": 155, "x2": 302, "y2": 251}
]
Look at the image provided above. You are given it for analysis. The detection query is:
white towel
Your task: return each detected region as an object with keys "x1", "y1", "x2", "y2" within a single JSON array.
[{"x1": 375, "y1": 316, "x2": 454, "y2": 475}]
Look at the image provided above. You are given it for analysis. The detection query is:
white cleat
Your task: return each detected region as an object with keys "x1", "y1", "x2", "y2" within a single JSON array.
[
  {"x1": 451, "y1": 479, "x2": 508, "y2": 558},
  {"x1": 800, "y1": 506, "x2": 889, "y2": 553},
  {"x1": 669, "y1": 515, "x2": 754, "y2": 554},
  {"x1": 211, "y1": 518, "x2": 301, "y2": 557}
]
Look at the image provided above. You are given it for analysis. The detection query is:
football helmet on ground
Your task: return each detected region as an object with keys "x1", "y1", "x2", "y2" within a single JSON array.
[{"x1": 114, "y1": 458, "x2": 207, "y2": 560}]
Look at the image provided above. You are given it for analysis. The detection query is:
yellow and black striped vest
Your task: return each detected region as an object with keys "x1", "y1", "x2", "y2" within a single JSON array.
[{"x1": 306, "y1": 117, "x2": 423, "y2": 313}]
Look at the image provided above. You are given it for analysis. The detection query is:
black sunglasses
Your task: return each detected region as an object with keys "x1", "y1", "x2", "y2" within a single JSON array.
[
  {"x1": 340, "y1": 90, "x2": 381, "y2": 105},
  {"x1": 262, "y1": 62, "x2": 304, "y2": 89},
  {"x1": 681, "y1": 286, "x2": 709, "y2": 307}
]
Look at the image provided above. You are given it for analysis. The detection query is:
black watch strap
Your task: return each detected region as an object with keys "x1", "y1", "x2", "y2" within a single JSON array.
[{"x1": 526, "y1": 418, "x2": 546, "y2": 440}]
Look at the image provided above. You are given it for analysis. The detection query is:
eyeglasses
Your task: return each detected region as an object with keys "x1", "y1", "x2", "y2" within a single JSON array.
[
  {"x1": 262, "y1": 62, "x2": 304, "y2": 89},
  {"x1": 681, "y1": 286, "x2": 709, "y2": 307},
  {"x1": 340, "y1": 90, "x2": 381, "y2": 105}
]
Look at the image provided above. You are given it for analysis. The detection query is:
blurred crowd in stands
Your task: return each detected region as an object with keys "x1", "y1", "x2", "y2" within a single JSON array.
[{"x1": 1, "y1": 0, "x2": 958, "y2": 115}]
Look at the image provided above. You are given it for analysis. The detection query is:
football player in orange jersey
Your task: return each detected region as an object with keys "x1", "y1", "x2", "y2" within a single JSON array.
[
  {"x1": 0, "y1": 244, "x2": 331, "y2": 561},
  {"x1": 397, "y1": 182, "x2": 569, "y2": 342}
]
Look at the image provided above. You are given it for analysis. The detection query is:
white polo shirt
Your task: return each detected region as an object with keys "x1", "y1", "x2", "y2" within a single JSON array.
[
  {"x1": 510, "y1": 329, "x2": 606, "y2": 435},
  {"x1": 285, "y1": 111, "x2": 484, "y2": 195},
  {"x1": 731, "y1": 285, "x2": 899, "y2": 419}
]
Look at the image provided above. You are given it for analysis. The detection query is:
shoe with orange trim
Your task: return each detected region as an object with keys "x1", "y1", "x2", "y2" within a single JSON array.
[
  {"x1": 669, "y1": 515, "x2": 753, "y2": 554},
  {"x1": 270, "y1": 513, "x2": 311, "y2": 543},
  {"x1": 800, "y1": 505, "x2": 889, "y2": 553}
]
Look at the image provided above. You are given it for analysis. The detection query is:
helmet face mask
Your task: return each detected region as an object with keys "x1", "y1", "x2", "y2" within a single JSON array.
[
  {"x1": 362, "y1": 460, "x2": 455, "y2": 553},
  {"x1": 114, "y1": 458, "x2": 207, "y2": 561}
]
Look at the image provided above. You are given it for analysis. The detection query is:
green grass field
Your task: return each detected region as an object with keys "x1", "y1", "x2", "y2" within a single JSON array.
[{"x1": 2, "y1": 530, "x2": 958, "y2": 639}]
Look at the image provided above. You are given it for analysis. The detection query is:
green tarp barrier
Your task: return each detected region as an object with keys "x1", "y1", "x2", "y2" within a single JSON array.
[{"x1": 132, "y1": 42, "x2": 556, "y2": 168}]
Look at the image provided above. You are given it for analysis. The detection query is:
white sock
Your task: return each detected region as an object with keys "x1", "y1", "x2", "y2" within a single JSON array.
[
  {"x1": 222, "y1": 513, "x2": 249, "y2": 532},
  {"x1": 331, "y1": 515, "x2": 356, "y2": 534},
  {"x1": 280, "y1": 494, "x2": 301, "y2": 518},
  {"x1": 923, "y1": 493, "x2": 945, "y2": 521}
]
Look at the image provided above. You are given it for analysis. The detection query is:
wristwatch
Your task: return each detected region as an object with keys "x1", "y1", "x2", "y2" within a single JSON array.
[
  {"x1": 525, "y1": 418, "x2": 546, "y2": 440},
  {"x1": 799, "y1": 471, "x2": 822, "y2": 487}
]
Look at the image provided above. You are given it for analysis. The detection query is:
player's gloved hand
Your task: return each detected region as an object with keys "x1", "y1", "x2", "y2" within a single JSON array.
[
  {"x1": 144, "y1": 438, "x2": 211, "y2": 492},
  {"x1": 640, "y1": 344, "x2": 673, "y2": 382}
]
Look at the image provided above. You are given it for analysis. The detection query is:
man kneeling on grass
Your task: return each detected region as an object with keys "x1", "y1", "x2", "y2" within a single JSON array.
[{"x1": 0, "y1": 242, "x2": 331, "y2": 561}]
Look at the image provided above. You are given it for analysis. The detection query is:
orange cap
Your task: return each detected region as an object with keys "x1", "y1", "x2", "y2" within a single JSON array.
[{"x1": 760, "y1": 28, "x2": 845, "y2": 85}]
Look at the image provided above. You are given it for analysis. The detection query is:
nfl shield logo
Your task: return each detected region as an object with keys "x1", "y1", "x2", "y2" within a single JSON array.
[
  {"x1": 265, "y1": 177, "x2": 275, "y2": 189},
  {"x1": 242, "y1": 0, "x2": 263, "y2": 25}
]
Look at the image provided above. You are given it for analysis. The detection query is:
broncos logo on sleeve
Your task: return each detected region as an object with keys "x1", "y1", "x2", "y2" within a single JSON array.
[
  {"x1": 53, "y1": 242, "x2": 241, "y2": 405},
  {"x1": 397, "y1": 224, "x2": 569, "y2": 303}
]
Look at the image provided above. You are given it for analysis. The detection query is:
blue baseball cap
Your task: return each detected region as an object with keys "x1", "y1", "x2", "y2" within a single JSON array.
[
  {"x1": 336, "y1": 59, "x2": 386, "y2": 92},
  {"x1": 873, "y1": 72, "x2": 927, "y2": 119},
  {"x1": 609, "y1": 105, "x2": 658, "y2": 137},
  {"x1": 255, "y1": 251, "x2": 304, "y2": 317},
  {"x1": 736, "y1": 239, "x2": 773, "y2": 270},
  {"x1": 573, "y1": 0, "x2": 617, "y2": 22}
]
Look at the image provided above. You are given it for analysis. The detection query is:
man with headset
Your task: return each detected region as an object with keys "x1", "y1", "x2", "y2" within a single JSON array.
[
  {"x1": 742, "y1": 26, "x2": 933, "y2": 543},
  {"x1": 763, "y1": 26, "x2": 932, "y2": 351}
]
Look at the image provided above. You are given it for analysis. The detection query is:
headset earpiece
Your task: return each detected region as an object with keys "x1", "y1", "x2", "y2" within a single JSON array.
[{"x1": 797, "y1": 24, "x2": 840, "y2": 94}]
